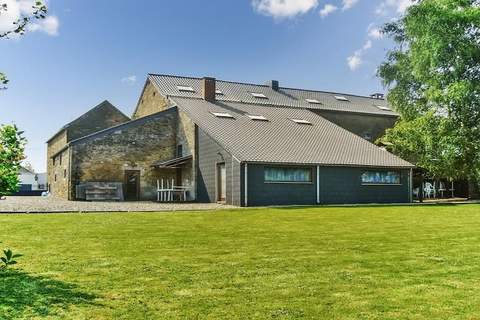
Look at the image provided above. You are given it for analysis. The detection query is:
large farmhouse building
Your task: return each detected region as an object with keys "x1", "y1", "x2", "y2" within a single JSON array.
[{"x1": 47, "y1": 74, "x2": 414, "y2": 206}]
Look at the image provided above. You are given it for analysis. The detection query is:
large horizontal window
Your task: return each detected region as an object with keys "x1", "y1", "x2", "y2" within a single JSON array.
[
  {"x1": 264, "y1": 167, "x2": 312, "y2": 183},
  {"x1": 361, "y1": 171, "x2": 401, "y2": 185}
]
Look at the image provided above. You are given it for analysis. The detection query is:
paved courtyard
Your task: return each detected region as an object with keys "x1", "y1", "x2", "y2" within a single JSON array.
[{"x1": 0, "y1": 196, "x2": 235, "y2": 213}]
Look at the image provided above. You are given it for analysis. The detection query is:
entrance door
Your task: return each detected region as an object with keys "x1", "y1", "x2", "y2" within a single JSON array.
[
  {"x1": 124, "y1": 170, "x2": 140, "y2": 201},
  {"x1": 217, "y1": 163, "x2": 226, "y2": 202}
]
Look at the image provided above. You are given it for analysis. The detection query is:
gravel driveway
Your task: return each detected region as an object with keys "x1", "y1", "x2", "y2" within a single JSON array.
[{"x1": 0, "y1": 196, "x2": 235, "y2": 213}]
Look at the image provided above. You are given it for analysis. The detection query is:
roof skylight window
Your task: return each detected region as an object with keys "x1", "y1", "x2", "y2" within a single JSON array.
[
  {"x1": 177, "y1": 85, "x2": 195, "y2": 92},
  {"x1": 211, "y1": 112, "x2": 234, "y2": 119},
  {"x1": 305, "y1": 98, "x2": 322, "y2": 104},
  {"x1": 334, "y1": 95, "x2": 349, "y2": 101},
  {"x1": 215, "y1": 89, "x2": 224, "y2": 95},
  {"x1": 290, "y1": 119, "x2": 312, "y2": 125},
  {"x1": 251, "y1": 92, "x2": 268, "y2": 99},
  {"x1": 376, "y1": 105, "x2": 391, "y2": 111},
  {"x1": 247, "y1": 115, "x2": 268, "y2": 121}
]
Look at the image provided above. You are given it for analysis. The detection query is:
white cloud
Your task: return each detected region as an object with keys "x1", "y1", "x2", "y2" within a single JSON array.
[
  {"x1": 121, "y1": 75, "x2": 137, "y2": 85},
  {"x1": 319, "y1": 4, "x2": 337, "y2": 18},
  {"x1": 342, "y1": 0, "x2": 359, "y2": 10},
  {"x1": 347, "y1": 53, "x2": 362, "y2": 71},
  {"x1": 368, "y1": 26, "x2": 383, "y2": 39},
  {"x1": 0, "y1": 0, "x2": 59, "y2": 37},
  {"x1": 28, "y1": 16, "x2": 59, "y2": 36},
  {"x1": 375, "y1": 0, "x2": 415, "y2": 16},
  {"x1": 347, "y1": 40, "x2": 373, "y2": 71},
  {"x1": 252, "y1": 0, "x2": 318, "y2": 18}
]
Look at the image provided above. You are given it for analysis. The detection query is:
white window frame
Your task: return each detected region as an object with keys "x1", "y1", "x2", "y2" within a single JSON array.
[
  {"x1": 177, "y1": 85, "x2": 195, "y2": 92},
  {"x1": 290, "y1": 118, "x2": 312, "y2": 125},
  {"x1": 247, "y1": 115, "x2": 268, "y2": 121},
  {"x1": 211, "y1": 112, "x2": 235, "y2": 119},
  {"x1": 305, "y1": 98, "x2": 321, "y2": 104},
  {"x1": 251, "y1": 92, "x2": 268, "y2": 99},
  {"x1": 334, "y1": 95, "x2": 349, "y2": 101}
]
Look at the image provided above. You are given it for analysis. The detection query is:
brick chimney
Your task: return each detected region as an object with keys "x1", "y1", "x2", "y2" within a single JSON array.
[{"x1": 202, "y1": 77, "x2": 216, "y2": 102}]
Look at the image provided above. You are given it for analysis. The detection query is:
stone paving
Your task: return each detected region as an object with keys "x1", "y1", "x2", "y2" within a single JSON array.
[{"x1": 0, "y1": 196, "x2": 235, "y2": 213}]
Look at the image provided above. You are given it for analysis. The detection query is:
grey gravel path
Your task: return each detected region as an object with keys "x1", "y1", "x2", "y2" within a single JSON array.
[{"x1": 0, "y1": 196, "x2": 235, "y2": 213}]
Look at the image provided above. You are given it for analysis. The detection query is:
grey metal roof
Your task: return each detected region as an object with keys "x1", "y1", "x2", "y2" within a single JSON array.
[
  {"x1": 149, "y1": 74, "x2": 396, "y2": 117},
  {"x1": 171, "y1": 97, "x2": 413, "y2": 168}
]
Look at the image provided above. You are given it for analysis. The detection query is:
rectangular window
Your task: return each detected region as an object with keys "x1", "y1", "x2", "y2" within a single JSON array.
[
  {"x1": 264, "y1": 167, "x2": 312, "y2": 183},
  {"x1": 64, "y1": 169, "x2": 67, "y2": 179},
  {"x1": 59, "y1": 154, "x2": 62, "y2": 165},
  {"x1": 361, "y1": 171, "x2": 401, "y2": 185},
  {"x1": 177, "y1": 145, "x2": 183, "y2": 157},
  {"x1": 53, "y1": 157, "x2": 56, "y2": 166}
]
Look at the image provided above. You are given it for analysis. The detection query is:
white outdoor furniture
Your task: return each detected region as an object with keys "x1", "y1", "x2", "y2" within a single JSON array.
[
  {"x1": 438, "y1": 181, "x2": 447, "y2": 198},
  {"x1": 424, "y1": 182, "x2": 436, "y2": 198},
  {"x1": 157, "y1": 179, "x2": 189, "y2": 202}
]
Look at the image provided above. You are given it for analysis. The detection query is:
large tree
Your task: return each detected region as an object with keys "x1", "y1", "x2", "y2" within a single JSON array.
[
  {"x1": 0, "y1": 125, "x2": 26, "y2": 198},
  {"x1": 378, "y1": 0, "x2": 480, "y2": 184},
  {"x1": 0, "y1": 0, "x2": 47, "y2": 89}
]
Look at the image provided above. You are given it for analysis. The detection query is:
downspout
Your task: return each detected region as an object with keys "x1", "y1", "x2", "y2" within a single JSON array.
[
  {"x1": 409, "y1": 168, "x2": 413, "y2": 203},
  {"x1": 316, "y1": 165, "x2": 320, "y2": 204},
  {"x1": 244, "y1": 163, "x2": 248, "y2": 207}
]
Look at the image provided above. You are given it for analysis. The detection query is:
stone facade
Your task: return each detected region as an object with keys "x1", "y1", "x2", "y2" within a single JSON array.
[
  {"x1": 314, "y1": 110, "x2": 398, "y2": 143},
  {"x1": 46, "y1": 101, "x2": 130, "y2": 199},
  {"x1": 69, "y1": 108, "x2": 195, "y2": 201},
  {"x1": 133, "y1": 80, "x2": 172, "y2": 119}
]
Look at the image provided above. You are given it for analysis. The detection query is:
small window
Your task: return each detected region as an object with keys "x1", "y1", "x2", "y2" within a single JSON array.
[
  {"x1": 334, "y1": 95, "x2": 349, "y2": 101},
  {"x1": 305, "y1": 98, "x2": 321, "y2": 104},
  {"x1": 376, "y1": 105, "x2": 391, "y2": 111},
  {"x1": 64, "y1": 169, "x2": 67, "y2": 178},
  {"x1": 265, "y1": 167, "x2": 312, "y2": 183},
  {"x1": 177, "y1": 85, "x2": 195, "y2": 92},
  {"x1": 251, "y1": 92, "x2": 268, "y2": 99},
  {"x1": 177, "y1": 145, "x2": 183, "y2": 157},
  {"x1": 290, "y1": 119, "x2": 312, "y2": 125},
  {"x1": 211, "y1": 112, "x2": 234, "y2": 119},
  {"x1": 247, "y1": 115, "x2": 268, "y2": 121},
  {"x1": 52, "y1": 157, "x2": 56, "y2": 166},
  {"x1": 54, "y1": 174, "x2": 57, "y2": 182},
  {"x1": 152, "y1": 91, "x2": 156, "y2": 97},
  {"x1": 59, "y1": 154, "x2": 62, "y2": 165},
  {"x1": 215, "y1": 89, "x2": 224, "y2": 95},
  {"x1": 361, "y1": 171, "x2": 401, "y2": 185}
]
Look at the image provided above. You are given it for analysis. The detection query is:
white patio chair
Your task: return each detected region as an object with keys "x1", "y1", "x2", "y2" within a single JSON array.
[
  {"x1": 424, "y1": 182, "x2": 435, "y2": 199},
  {"x1": 438, "y1": 181, "x2": 447, "y2": 198}
]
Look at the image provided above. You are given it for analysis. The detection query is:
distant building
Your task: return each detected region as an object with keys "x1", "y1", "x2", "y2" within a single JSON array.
[{"x1": 17, "y1": 167, "x2": 47, "y2": 193}]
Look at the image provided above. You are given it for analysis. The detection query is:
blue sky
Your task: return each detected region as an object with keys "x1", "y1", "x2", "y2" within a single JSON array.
[{"x1": 0, "y1": 0, "x2": 411, "y2": 172}]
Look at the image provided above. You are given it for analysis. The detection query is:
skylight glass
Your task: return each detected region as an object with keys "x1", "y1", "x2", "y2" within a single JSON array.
[
  {"x1": 251, "y1": 92, "x2": 268, "y2": 99},
  {"x1": 247, "y1": 115, "x2": 268, "y2": 121},
  {"x1": 211, "y1": 112, "x2": 234, "y2": 119},
  {"x1": 334, "y1": 95, "x2": 349, "y2": 101},
  {"x1": 215, "y1": 89, "x2": 224, "y2": 95},
  {"x1": 376, "y1": 105, "x2": 391, "y2": 111},
  {"x1": 305, "y1": 98, "x2": 321, "y2": 104},
  {"x1": 290, "y1": 119, "x2": 312, "y2": 125},
  {"x1": 177, "y1": 85, "x2": 195, "y2": 92}
]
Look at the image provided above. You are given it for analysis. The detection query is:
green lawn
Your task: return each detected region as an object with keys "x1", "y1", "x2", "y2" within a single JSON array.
[{"x1": 1, "y1": 205, "x2": 480, "y2": 319}]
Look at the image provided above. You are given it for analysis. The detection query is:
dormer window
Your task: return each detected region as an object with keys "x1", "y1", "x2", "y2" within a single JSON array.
[
  {"x1": 251, "y1": 92, "x2": 268, "y2": 99},
  {"x1": 305, "y1": 98, "x2": 321, "y2": 104},
  {"x1": 211, "y1": 112, "x2": 235, "y2": 119},
  {"x1": 215, "y1": 89, "x2": 224, "y2": 95},
  {"x1": 376, "y1": 105, "x2": 391, "y2": 111},
  {"x1": 334, "y1": 95, "x2": 349, "y2": 101},
  {"x1": 290, "y1": 119, "x2": 312, "y2": 125},
  {"x1": 247, "y1": 115, "x2": 268, "y2": 121},
  {"x1": 177, "y1": 85, "x2": 195, "y2": 92}
]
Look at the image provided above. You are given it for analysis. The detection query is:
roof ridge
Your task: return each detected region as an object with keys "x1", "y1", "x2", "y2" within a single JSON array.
[{"x1": 148, "y1": 73, "x2": 386, "y2": 100}]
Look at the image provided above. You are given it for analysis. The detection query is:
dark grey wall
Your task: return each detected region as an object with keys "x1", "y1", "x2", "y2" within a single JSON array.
[
  {"x1": 196, "y1": 127, "x2": 241, "y2": 205},
  {"x1": 319, "y1": 167, "x2": 410, "y2": 204},
  {"x1": 314, "y1": 110, "x2": 397, "y2": 142},
  {"x1": 246, "y1": 164, "x2": 318, "y2": 206},
  {"x1": 245, "y1": 164, "x2": 410, "y2": 206}
]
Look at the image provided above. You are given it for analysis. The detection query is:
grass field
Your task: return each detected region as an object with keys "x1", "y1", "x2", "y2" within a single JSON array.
[{"x1": 1, "y1": 205, "x2": 480, "y2": 319}]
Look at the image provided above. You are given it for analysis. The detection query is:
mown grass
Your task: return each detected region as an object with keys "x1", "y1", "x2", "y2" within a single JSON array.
[{"x1": 1, "y1": 205, "x2": 480, "y2": 319}]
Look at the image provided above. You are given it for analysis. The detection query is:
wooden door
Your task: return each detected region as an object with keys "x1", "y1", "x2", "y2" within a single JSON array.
[
  {"x1": 217, "y1": 163, "x2": 226, "y2": 202},
  {"x1": 124, "y1": 170, "x2": 140, "y2": 201}
]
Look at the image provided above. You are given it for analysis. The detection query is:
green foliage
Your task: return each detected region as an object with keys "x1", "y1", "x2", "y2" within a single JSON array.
[
  {"x1": 378, "y1": 0, "x2": 480, "y2": 180},
  {"x1": 0, "y1": 124, "x2": 26, "y2": 197},
  {"x1": 0, "y1": 249, "x2": 22, "y2": 269}
]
